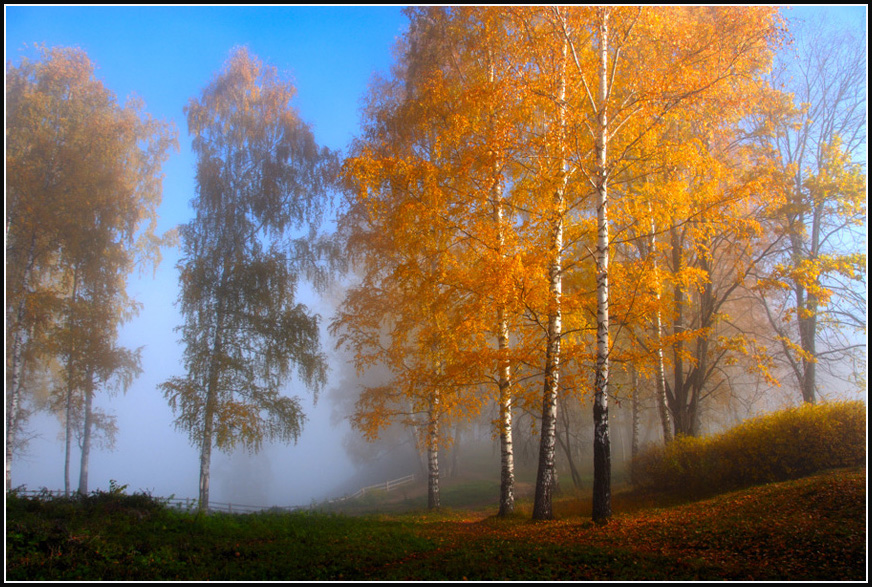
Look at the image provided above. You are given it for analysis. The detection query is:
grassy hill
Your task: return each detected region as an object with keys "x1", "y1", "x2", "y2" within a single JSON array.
[{"x1": 6, "y1": 466, "x2": 865, "y2": 580}]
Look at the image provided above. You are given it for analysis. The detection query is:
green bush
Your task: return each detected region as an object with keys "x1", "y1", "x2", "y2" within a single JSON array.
[{"x1": 630, "y1": 401, "x2": 866, "y2": 498}]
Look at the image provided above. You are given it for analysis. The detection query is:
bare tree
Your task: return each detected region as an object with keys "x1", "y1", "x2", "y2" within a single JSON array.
[{"x1": 756, "y1": 17, "x2": 867, "y2": 403}]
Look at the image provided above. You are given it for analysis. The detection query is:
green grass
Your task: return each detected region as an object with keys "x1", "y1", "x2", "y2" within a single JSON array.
[{"x1": 6, "y1": 466, "x2": 865, "y2": 580}]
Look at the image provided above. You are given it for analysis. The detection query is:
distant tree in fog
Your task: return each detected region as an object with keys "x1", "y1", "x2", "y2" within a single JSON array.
[
  {"x1": 5, "y1": 46, "x2": 177, "y2": 494},
  {"x1": 159, "y1": 47, "x2": 338, "y2": 512}
]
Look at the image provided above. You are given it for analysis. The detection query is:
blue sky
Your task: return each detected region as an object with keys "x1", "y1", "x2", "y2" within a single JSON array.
[
  {"x1": 4, "y1": 5, "x2": 867, "y2": 505},
  {"x1": 6, "y1": 5, "x2": 409, "y2": 505}
]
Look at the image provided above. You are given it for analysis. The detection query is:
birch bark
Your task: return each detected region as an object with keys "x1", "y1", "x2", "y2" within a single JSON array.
[{"x1": 591, "y1": 7, "x2": 612, "y2": 524}]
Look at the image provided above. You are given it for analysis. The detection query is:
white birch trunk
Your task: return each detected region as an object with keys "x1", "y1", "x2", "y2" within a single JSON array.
[
  {"x1": 7, "y1": 235, "x2": 37, "y2": 493},
  {"x1": 6, "y1": 299, "x2": 27, "y2": 493},
  {"x1": 427, "y1": 387, "x2": 440, "y2": 509},
  {"x1": 497, "y1": 304, "x2": 514, "y2": 516},
  {"x1": 64, "y1": 378, "x2": 73, "y2": 497},
  {"x1": 591, "y1": 8, "x2": 612, "y2": 524},
  {"x1": 64, "y1": 267, "x2": 80, "y2": 497},
  {"x1": 491, "y1": 130, "x2": 515, "y2": 516},
  {"x1": 649, "y1": 209, "x2": 673, "y2": 443},
  {"x1": 532, "y1": 29, "x2": 568, "y2": 521}
]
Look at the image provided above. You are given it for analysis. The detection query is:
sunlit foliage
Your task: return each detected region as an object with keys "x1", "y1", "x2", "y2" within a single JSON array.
[{"x1": 630, "y1": 400, "x2": 865, "y2": 498}]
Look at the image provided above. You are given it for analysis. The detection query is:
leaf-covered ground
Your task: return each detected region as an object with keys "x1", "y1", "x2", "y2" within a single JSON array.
[
  {"x1": 392, "y1": 467, "x2": 865, "y2": 580},
  {"x1": 6, "y1": 467, "x2": 865, "y2": 581}
]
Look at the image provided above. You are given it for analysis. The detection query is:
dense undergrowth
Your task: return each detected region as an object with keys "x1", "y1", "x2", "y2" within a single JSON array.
[
  {"x1": 630, "y1": 400, "x2": 866, "y2": 499},
  {"x1": 6, "y1": 401, "x2": 866, "y2": 580}
]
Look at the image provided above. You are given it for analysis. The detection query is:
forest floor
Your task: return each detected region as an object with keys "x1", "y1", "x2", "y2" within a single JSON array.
[{"x1": 5, "y1": 466, "x2": 865, "y2": 581}]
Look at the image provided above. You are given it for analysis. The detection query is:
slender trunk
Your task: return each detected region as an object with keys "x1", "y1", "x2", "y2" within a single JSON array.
[
  {"x1": 6, "y1": 335, "x2": 25, "y2": 493},
  {"x1": 199, "y1": 308, "x2": 225, "y2": 513},
  {"x1": 65, "y1": 382, "x2": 73, "y2": 496},
  {"x1": 489, "y1": 52, "x2": 515, "y2": 518},
  {"x1": 6, "y1": 316, "x2": 25, "y2": 492},
  {"x1": 532, "y1": 30, "x2": 568, "y2": 521},
  {"x1": 592, "y1": 8, "x2": 612, "y2": 524},
  {"x1": 495, "y1": 186, "x2": 515, "y2": 517},
  {"x1": 78, "y1": 375, "x2": 95, "y2": 495},
  {"x1": 800, "y1": 200, "x2": 822, "y2": 404},
  {"x1": 450, "y1": 424, "x2": 461, "y2": 478},
  {"x1": 791, "y1": 178, "x2": 819, "y2": 404},
  {"x1": 669, "y1": 224, "x2": 692, "y2": 436},
  {"x1": 64, "y1": 266, "x2": 80, "y2": 497},
  {"x1": 497, "y1": 314, "x2": 515, "y2": 516},
  {"x1": 427, "y1": 388, "x2": 440, "y2": 510},
  {"x1": 630, "y1": 364, "x2": 640, "y2": 462},
  {"x1": 654, "y1": 312, "x2": 673, "y2": 442},
  {"x1": 799, "y1": 302, "x2": 817, "y2": 404},
  {"x1": 199, "y1": 365, "x2": 218, "y2": 512},
  {"x1": 7, "y1": 234, "x2": 37, "y2": 492},
  {"x1": 688, "y1": 251, "x2": 715, "y2": 437},
  {"x1": 648, "y1": 209, "x2": 673, "y2": 443},
  {"x1": 556, "y1": 398, "x2": 583, "y2": 490}
]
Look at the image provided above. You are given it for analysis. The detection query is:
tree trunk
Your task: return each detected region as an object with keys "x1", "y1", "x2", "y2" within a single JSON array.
[
  {"x1": 6, "y1": 297, "x2": 28, "y2": 493},
  {"x1": 77, "y1": 375, "x2": 95, "y2": 495},
  {"x1": 198, "y1": 402, "x2": 214, "y2": 512},
  {"x1": 592, "y1": 7, "x2": 612, "y2": 525},
  {"x1": 796, "y1": 198, "x2": 823, "y2": 404},
  {"x1": 497, "y1": 335, "x2": 515, "y2": 516},
  {"x1": 490, "y1": 55, "x2": 515, "y2": 518},
  {"x1": 648, "y1": 209, "x2": 673, "y2": 443},
  {"x1": 531, "y1": 36, "x2": 568, "y2": 521},
  {"x1": 64, "y1": 266, "x2": 80, "y2": 497},
  {"x1": 7, "y1": 234, "x2": 37, "y2": 493},
  {"x1": 630, "y1": 364, "x2": 640, "y2": 462},
  {"x1": 64, "y1": 378, "x2": 73, "y2": 497},
  {"x1": 427, "y1": 388, "x2": 440, "y2": 510},
  {"x1": 556, "y1": 399, "x2": 583, "y2": 490},
  {"x1": 496, "y1": 240, "x2": 515, "y2": 516},
  {"x1": 449, "y1": 424, "x2": 461, "y2": 478},
  {"x1": 669, "y1": 224, "x2": 695, "y2": 437}
]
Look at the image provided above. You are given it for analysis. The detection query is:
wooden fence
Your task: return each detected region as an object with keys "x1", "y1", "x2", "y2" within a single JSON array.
[
  {"x1": 327, "y1": 473, "x2": 417, "y2": 504},
  {"x1": 9, "y1": 473, "x2": 418, "y2": 514}
]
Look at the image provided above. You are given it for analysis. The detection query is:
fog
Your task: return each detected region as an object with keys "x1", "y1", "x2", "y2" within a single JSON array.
[
  {"x1": 5, "y1": 6, "x2": 412, "y2": 506},
  {"x1": 5, "y1": 5, "x2": 866, "y2": 509}
]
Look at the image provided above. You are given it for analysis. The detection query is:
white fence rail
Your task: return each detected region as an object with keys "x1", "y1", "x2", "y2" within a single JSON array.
[
  {"x1": 9, "y1": 473, "x2": 418, "y2": 514},
  {"x1": 327, "y1": 473, "x2": 417, "y2": 504}
]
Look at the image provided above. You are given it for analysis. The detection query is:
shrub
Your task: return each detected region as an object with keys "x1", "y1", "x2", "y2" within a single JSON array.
[{"x1": 630, "y1": 400, "x2": 866, "y2": 498}]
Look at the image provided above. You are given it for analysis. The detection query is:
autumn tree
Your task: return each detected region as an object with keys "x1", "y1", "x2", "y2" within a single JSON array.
[
  {"x1": 755, "y1": 18, "x2": 867, "y2": 403},
  {"x1": 159, "y1": 47, "x2": 336, "y2": 511},
  {"x1": 338, "y1": 6, "x2": 786, "y2": 524},
  {"x1": 336, "y1": 7, "x2": 542, "y2": 512},
  {"x1": 5, "y1": 46, "x2": 177, "y2": 493},
  {"x1": 334, "y1": 71, "x2": 476, "y2": 510},
  {"x1": 530, "y1": 5, "x2": 785, "y2": 522}
]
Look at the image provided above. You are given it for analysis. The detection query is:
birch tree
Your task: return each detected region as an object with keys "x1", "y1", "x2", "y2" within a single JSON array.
[
  {"x1": 549, "y1": 5, "x2": 783, "y2": 521},
  {"x1": 159, "y1": 47, "x2": 335, "y2": 511},
  {"x1": 6, "y1": 46, "x2": 176, "y2": 493},
  {"x1": 337, "y1": 7, "x2": 540, "y2": 513}
]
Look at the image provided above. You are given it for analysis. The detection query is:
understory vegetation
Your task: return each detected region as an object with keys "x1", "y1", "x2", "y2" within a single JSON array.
[
  {"x1": 6, "y1": 402, "x2": 866, "y2": 581},
  {"x1": 630, "y1": 400, "x2": 866, "y2": 499}
]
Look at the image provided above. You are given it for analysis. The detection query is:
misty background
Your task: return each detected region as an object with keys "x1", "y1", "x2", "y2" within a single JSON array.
[{"x1": 5, "y1": 5, "x2": 867, "y2": 508}]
